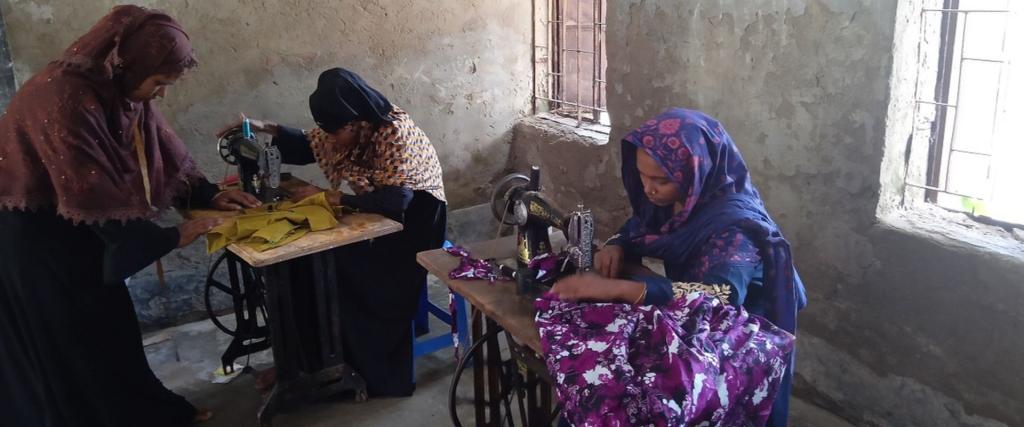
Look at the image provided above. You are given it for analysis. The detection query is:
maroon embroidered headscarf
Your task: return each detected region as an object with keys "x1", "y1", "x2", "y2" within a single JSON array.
[{"x1": 0, "y1": 5, "x2": 201, "y2": 224}]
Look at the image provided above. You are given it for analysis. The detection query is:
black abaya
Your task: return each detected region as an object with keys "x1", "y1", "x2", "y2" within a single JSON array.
[
  {"x1": 0, "y1": 209, "x2": 194, "y2": 427},
  {"x1": 0, "y1": 180, "x2": 220, "y2": 427}
]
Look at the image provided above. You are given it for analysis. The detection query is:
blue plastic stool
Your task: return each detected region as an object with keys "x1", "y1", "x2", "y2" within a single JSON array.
[{"x1": 412, "y1": 241, "x2": 470, "y2": 368}]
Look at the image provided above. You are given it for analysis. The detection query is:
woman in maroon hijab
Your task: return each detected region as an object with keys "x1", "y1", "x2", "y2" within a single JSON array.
[{"x1": 0, "y1": 6, "x2": 257, "y2": 426}]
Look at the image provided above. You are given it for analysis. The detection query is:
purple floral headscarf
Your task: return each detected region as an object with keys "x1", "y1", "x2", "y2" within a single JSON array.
[
  {"x1": 622, "y1": 108, "x2": 758, "y2": 235},
  {"x1": 618, "y1": 108, "x2": 806, "y2": 332}
]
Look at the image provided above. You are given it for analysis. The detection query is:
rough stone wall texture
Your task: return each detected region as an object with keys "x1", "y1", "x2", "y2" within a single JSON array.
[
  {"x1": 1, "y1": 0, "x2": 532, "y2": 328},
  {"x1": 1, "y1": 0, "x2": 532, "y2": 207},
  {"x1": 598, "y1": 1, "x2": 1023, "y2": 426}
]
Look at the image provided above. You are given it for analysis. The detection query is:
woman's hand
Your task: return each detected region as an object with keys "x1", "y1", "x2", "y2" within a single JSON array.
[
  {"x1": 550, "y1": 273, "x2": 645, "y2": 304},
  {"x1": 595, "y1": 245, "x2": 625, "y2": 278},
  {"x1": 216, "y1": 113, "x2": 279, "y2": 138},
  {"x1": 177, "y1": 217, "x2": 224, "y2": 248},
  {"x1": 211, "y1": 189, "x2": 261, "y2": 211}
]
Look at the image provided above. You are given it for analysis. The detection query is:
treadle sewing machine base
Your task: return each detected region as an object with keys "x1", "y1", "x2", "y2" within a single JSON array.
[
  {"x1": 186, "y1": 177, "x2": 402, "y2": 426},
  {"x1": 209, "y1": 246, "x2": 369, "y2": 426},
  {"x1": 419, "y1": 233, "x2": 568, "y2": 426}
]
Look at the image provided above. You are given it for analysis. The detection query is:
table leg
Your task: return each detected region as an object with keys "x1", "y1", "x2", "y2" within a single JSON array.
[
  {"x1": 472, "y1": 307, "x2": 487, "y2": 426},
  {"x1": 526, "y1": 369, "x2": 539, "y2": 425},
  {"x1": 257, "y1": 253, "x2": 367, "y2": 426},
  {"x1": 541, "y1": 380, "x2": 553, "y2": 425},
  {"x1": 486, "y1": 317, "x2": 503, "y2": 426},
  {"x1": 258, "y1": 262, "x2": 293, "y2": 426}
]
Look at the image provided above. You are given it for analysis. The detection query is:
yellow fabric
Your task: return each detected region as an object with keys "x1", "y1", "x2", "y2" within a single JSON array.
[
  {"x1": 206, "y1": 192, "x2": 338, "y2": 253},
  {"x1": 132, "y1": 123, "x2": 152, "y2": 206},
  {"x1": 307, "y1": 106, "x2": 447, "y2": 202}
]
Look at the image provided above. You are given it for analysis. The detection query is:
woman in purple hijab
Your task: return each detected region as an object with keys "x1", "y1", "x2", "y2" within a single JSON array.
[{"x1": 544, "y1": 108, "x2": 807, "y2": 426}]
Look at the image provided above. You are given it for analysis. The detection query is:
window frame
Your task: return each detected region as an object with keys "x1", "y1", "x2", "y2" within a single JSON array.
[
  {"x1": 903, "y1": 1, "x2": 1022, "y2": 227},
  {"x1": 533, "y1": 0, "x2": 609, "y2": 129}
]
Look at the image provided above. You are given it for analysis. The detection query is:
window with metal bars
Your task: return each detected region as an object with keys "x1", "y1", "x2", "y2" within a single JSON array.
[
  {"x1": 904, "y1": 0, "x2": 1024, "y2": 226},
  {"x1": 533, "y1": 0, "x2": 609, "y2": 128}
]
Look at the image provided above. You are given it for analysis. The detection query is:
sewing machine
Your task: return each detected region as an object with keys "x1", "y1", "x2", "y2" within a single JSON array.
[
  {"x1": 217, "y1": 119, "x2": 284, "y2": 203},
  {"x1": 491, "y1": 166, "x2": 594, "y2": 295}
]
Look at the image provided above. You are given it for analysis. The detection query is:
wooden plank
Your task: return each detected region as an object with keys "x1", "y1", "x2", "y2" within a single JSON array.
[
  {"x1": 230, "y1": 213, "x2": 401, "y2": 267},
  {"x1": 416, "y1": 232, "x2": 565, "y2": 354},
  {"x1": 181, "y1": 176, "x2": 402, "y2": 267}
]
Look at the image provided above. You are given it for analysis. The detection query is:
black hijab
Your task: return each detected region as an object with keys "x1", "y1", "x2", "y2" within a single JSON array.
[{"x1": 309, "y1": 68, "x2": 394, "y2": 132}]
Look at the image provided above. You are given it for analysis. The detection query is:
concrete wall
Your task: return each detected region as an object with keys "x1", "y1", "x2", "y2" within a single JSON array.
[
  {"x1": 515, "y1": 0, "x2": 1023, "y2": 425},
  {"x1": 0, "y1": 7, "x2": 15, "y2": 111},
  {"x1": 507, "y1": 116, "x2": 628, "y2": 238},
  {"x1": 1, "y1": 0, "x2": 532, "y2": 207},
  {"x1": 599, "y1": 1, "x2": 1022, "y2": 425},
  {"x1": 0, "y1": 0, "x2": 532, "y2": 328}
]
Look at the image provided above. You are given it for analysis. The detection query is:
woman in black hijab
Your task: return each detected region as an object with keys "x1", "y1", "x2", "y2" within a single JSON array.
[{"x1": 225, "y1": 68, "x2": 446, "y2": 396}]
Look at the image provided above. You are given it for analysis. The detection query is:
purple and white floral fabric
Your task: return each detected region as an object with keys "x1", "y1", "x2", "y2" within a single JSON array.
[
  {"x1": 535, "y1": 291, "x2": 795, "y2": 427},
  {"x1": 445, "y1": 245, "x2": 507, "y2": 282}
]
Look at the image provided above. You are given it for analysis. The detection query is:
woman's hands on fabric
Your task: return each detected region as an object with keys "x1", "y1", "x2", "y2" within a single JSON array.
[
  {"x1": 211, "y1": 189, "x2": 261, "y2": 211},
  {"x1": 216, "y1": 113, "x2": 279, "y2": 138},
  {"x1": 178, "y1": 217, "x2": 224, "y2": 248},
  {"x1": 550, "y1": 273, "x2": 645, "y2": 304},
  {"x1": 595, "y1": 245, "x2": 625, "y2": 278}
]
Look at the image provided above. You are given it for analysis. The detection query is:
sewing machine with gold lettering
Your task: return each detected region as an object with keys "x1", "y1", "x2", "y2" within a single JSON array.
[{"x1": 490, "y1": 166, "x2": 594, "y2": 295}]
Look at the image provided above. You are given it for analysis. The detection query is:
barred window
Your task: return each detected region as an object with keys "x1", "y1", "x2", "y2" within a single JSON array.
[
  {"x1": 533, "y1": 0, "x2": 609, "y2": 128},
  {"x1": 903, "y1": 0, "x2": 1023, "y2": 226}
]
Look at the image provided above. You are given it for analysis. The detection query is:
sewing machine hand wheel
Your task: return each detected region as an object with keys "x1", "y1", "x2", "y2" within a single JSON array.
[
  {"x1": 491, "y1": 173, "x2": 531, "y2": 225},
  {"x1": 204, "y1": 252, "x2": 268, "y2": 338},
  {"x1": 216, "y1": 128, "x2": 241, "y2": 166}
]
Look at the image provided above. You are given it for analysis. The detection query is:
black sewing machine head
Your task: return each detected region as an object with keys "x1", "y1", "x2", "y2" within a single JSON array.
[
  {"x1": 217, "y1": 126, "x2": 284, "y2": 203},
  {"x1": 491, "y1": 166, "x2": 594, "y2": 296}
]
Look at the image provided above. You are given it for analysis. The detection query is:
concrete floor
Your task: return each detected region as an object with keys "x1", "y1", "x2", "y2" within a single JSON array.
[
  {"x1": 144, "y1": 276, "x2": 854, "y2": 427},
  {"x1": 145, "y1": 276, "x2": 478, "y2": 427}
]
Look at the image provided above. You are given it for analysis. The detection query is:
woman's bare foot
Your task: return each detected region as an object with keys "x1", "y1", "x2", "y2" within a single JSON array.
[
  {"x1": 254, "y1": 367, "x2": 277, "y2": 392},
  {"x1": 193, "y1": 408, "x2": 214, "y2": 423}
]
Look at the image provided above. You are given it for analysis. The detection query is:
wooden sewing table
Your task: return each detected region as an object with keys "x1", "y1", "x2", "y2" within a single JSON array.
[
  {"x1": 416, "y1": 232, "x2": 565, "y2": 426},
  {"x1": 184, "y1": 177, "x2": 402, "y2": 426}
]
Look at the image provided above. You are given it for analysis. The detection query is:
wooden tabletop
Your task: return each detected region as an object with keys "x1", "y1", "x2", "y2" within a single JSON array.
[
  {"x1": 416, "y1": 232, "x2": 566, "y2": 354},
  {"x1": 183, "y1": 177, "x2": 403, "y2": 267}
]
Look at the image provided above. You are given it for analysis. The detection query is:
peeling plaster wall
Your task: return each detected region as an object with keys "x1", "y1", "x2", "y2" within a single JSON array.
[
  {"x1": 1, "y1": 0, "x2": 532, "y2": 328},
  {"x1": 601, "y1": 1, "x2": 1024, "y2": 425}
]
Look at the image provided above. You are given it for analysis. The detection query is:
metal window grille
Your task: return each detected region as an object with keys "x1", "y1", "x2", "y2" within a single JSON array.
[
  {"x1": 904, "y1": 1, "x2": 1012, "y2": 213},
  {"x1": 533, "y1": 0, "x2": 608, "y2": 127}
]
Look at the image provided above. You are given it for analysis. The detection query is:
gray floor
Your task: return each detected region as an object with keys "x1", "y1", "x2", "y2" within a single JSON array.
[
  {"x1": 145, "y1": 276, "x2": 478, "y2": 427},
  {"x1": 145, "y1": 277, "x2": 853, "y2": 427}
]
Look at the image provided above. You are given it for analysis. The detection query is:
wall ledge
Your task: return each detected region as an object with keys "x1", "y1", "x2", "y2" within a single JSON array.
[
  {"x1": 877, "y1": 205, "x2": 1024, "y2": 261},
  {"x1": 526, "y1": 112, "x2": 611, "y2": 145}
]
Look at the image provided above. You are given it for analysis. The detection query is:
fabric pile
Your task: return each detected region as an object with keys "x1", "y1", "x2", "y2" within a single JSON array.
[
  {"x1": 206, "y1": 192, "x2": 338, "y2": 253},
  {"x1": 535, "y1": 291, "x2": 795, "y2": 426}
]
